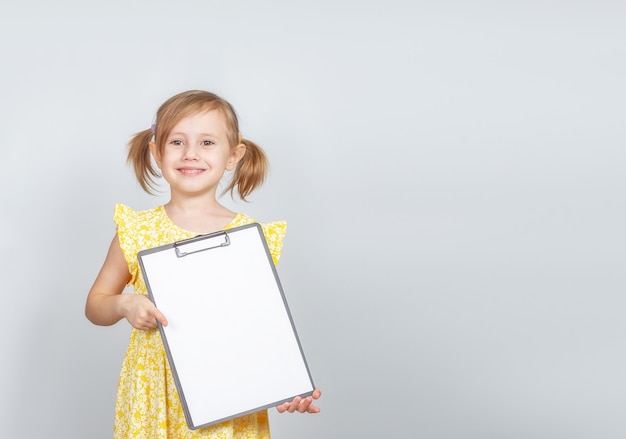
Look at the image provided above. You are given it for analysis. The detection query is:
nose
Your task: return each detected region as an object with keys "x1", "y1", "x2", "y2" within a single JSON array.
[{"x1": 183, "y1": 143, "x2": 199, "y2": 160}]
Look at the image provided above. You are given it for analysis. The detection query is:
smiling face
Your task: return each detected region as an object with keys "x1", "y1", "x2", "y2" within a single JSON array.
[{"x1": 150, "y1": 109, "x2": 245, "y2": 199}]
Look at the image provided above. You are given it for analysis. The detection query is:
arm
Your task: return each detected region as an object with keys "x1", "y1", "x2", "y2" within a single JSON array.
[{"x1": 85, "y1": 233, "x2": 168, "y2": 330}]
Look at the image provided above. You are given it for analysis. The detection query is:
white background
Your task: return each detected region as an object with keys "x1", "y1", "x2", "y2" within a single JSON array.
[{"x1": 0, "y1": 1, "x2": 624, "y2": 438}]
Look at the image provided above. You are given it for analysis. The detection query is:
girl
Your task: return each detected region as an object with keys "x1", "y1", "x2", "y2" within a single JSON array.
[{"x1": 85, "y1": 90, "x2": 321, "y2": 438}]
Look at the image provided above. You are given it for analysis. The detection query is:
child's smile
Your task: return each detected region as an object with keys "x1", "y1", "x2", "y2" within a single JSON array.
[{"x1": 178, "y1": 167, "x2": 206, "y2": 176}]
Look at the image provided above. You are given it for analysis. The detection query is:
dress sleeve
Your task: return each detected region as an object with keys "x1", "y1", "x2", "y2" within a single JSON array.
[
  {"x1": 261, "y1": 221, "x2": 287, "y2": 266},
  {"x1": 113, "y1": 203, "x2": 139, "y2": 285}
]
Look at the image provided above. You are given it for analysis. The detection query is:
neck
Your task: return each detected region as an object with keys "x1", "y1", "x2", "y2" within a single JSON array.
[
  {"x1": 164, "y1": 193, "x2": 237, "y2": 234},
  {"x1": 166, "y1": 192, "x2": 221, "y2": 214}
]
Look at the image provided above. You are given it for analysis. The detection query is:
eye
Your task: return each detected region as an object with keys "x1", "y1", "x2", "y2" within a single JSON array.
[
  {"x1": 201, "y1": 140, "x2": 215, "y2": 148},
  {"x1": 169, "y1": 139, "x2": 183, "y2": 147}
]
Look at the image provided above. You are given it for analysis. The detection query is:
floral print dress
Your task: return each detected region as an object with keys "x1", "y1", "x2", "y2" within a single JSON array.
[{"x1": 112, "y1": 204, "x2": 286, "y2": 439}]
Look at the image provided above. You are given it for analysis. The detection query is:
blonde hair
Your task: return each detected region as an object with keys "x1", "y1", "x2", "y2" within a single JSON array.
[{"x1": 127, "y1": 90, "x2": 268, "y2": 200}]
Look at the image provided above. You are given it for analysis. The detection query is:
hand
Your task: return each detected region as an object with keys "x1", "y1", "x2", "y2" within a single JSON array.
[
  {"x1": 276, "y1": 388, "x2": 322, "y2": 414},
  {"x1": 122, "y1": 294, "x2": 168, "y2": 330}
]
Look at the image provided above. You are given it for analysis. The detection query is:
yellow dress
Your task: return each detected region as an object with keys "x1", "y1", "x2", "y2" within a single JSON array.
[{"x1": 113, "y1": 204, "x2": 286, "y2": 439}]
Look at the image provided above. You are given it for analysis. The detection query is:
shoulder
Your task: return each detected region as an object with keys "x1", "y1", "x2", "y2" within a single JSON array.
[
  {"x1": 229, "y1": 213, "x2": 287, "y2": 265},
  {"x1": 114, "y1": 203, "x2": 162, "y2": 224},
  {"x1": 260, "y1": 220, "x2": 287, "y2": 242},
  {"x1": 230, "y1": 213, "x2": 286, "y2": 236}
]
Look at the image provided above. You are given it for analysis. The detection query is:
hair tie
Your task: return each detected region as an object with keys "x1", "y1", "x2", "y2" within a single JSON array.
[
  {"x1": 238, "y1": 133, "x2": 243, "y2": 144},
  {"x1": 151, "y1": 124, "x2": 156, "y2": 134}
]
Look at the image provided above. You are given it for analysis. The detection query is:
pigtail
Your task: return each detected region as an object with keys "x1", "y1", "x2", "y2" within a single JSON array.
[
  {"x1": 127, "y1": 128, "x2": 160, "y2": 194},
  {"x1": 225, "y1": 137, "x2": 269, "y2": 201}
]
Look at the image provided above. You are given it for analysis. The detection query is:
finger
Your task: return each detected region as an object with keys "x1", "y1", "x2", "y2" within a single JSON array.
[
  {"x1": 288, "y1": 396, "x2": 302, "y2": 413},
  {"x1": 298, "y1": 397, "x2": 312, "y2": 413},
  {"x1": 306, "y1": 403, "x2": 321, "y2": 413},
  {"x1": 141, "y1": 315, "x2": 160, "y2": 330},
  {"x1": 151, "y1": 309, "x2": 168, "y2": 327},
  {"x1": 137, "y1": 322, "x2": 151, "y2": 331},
  {"x1": 312, "y1": 388, "x2": 322, "y2": 399}
]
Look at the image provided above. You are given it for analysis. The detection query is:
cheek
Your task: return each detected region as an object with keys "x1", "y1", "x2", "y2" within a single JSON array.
[{"x1": 158, "y1": 149, "x2": 179, "y2": 166}]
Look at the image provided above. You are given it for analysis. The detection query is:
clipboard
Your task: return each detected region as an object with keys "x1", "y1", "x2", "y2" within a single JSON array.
[{"x1": 137, "y1": 223, "x2": 315, "y2": 430}]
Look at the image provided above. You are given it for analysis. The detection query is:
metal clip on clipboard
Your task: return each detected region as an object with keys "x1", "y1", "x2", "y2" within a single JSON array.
[{"x1": 173, "y1": 231, "x2": 231, "y2": 258}]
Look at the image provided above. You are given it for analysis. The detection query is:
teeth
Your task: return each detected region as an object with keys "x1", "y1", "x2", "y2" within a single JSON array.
[{"x1": 180, "y1": 169, "x2": 203, "y2": 175}]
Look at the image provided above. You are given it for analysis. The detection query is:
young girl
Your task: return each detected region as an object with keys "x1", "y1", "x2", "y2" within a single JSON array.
[{"x1": 85, "y1": 90, "x2": 321, "y2": 438}]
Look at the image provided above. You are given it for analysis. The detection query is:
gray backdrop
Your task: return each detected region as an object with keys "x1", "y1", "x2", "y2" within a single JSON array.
[{"x1": 1, "y1": 1, "x2": 624, "y2": 438}]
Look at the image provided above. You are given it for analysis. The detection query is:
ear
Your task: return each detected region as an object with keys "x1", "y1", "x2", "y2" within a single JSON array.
[
  {"x1": 149, "y1": 141, "x2": 162, "y2": 169},
  {"x1": 226, "y1": 143, "x2": 246, "y2": 171}
]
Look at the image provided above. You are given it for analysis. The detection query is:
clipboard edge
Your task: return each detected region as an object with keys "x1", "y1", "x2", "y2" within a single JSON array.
[{"x1": 137, "y1": 222, "x2": 317, "y2": 430}]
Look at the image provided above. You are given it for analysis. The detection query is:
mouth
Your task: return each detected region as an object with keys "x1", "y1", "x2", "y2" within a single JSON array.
[{"x1": 178, "y1": 167, "x2": 205, "y2": 176}]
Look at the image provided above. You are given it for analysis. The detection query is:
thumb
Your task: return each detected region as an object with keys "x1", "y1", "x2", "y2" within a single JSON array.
[{"x1": 153, "y1": 308, "x2": 168, "y2": 327}]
